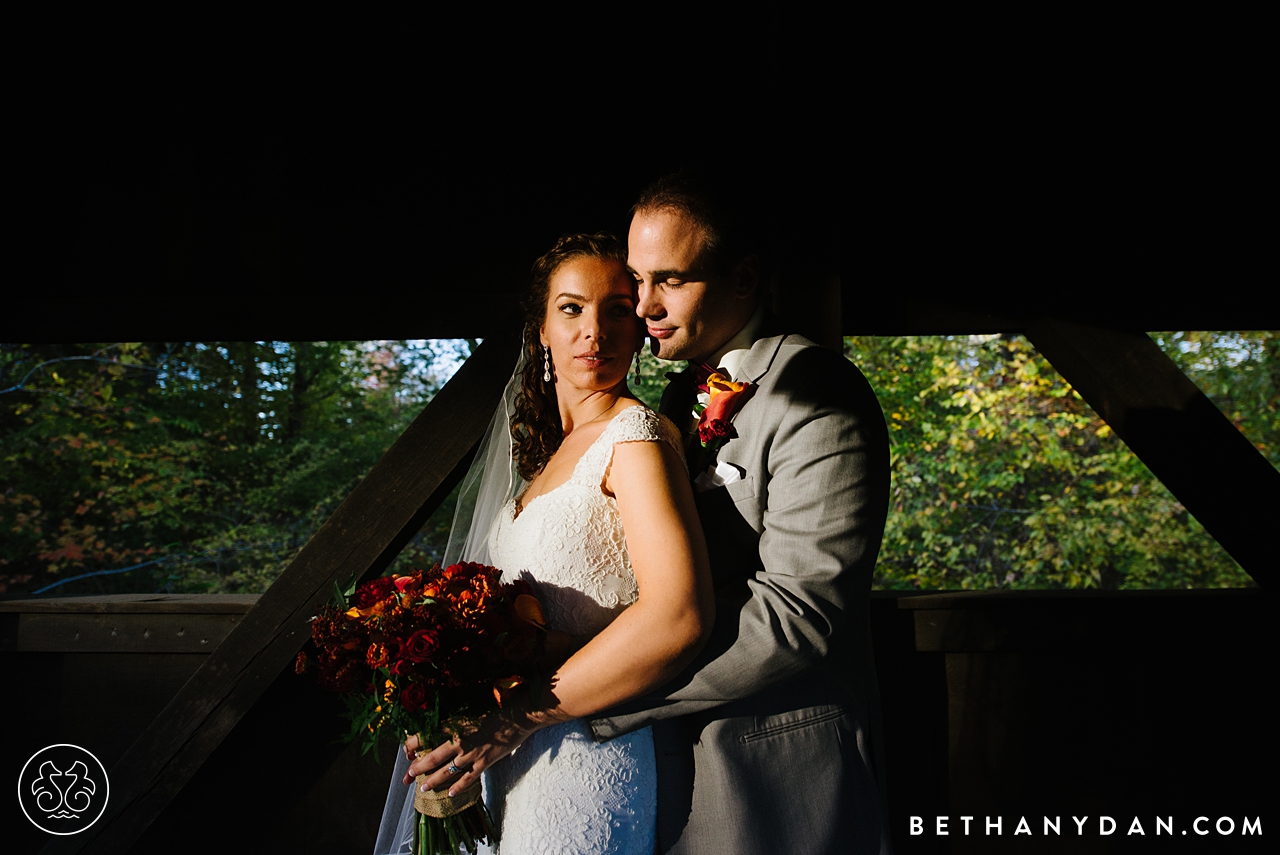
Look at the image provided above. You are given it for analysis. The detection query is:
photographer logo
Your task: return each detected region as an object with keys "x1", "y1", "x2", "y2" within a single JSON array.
[{"x1": 18, "y1": 744, "x2": 109, "y2": 835}]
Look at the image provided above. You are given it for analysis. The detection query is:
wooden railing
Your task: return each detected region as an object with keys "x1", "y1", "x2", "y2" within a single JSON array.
[{"x1": 4, "y1": 587, "x2": 1265, "y2": 854}]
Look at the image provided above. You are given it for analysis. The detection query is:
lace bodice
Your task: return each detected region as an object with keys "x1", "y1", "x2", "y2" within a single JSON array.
[
  {"x1": 488, "y1": 405, "x2": 683, "y2": 637},
  {"x1": 481, "y1": 404, "x2": 681, "y2": 855}
]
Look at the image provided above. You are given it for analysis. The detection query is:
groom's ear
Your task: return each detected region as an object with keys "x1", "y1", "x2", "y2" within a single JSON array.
[{"x1": 728, "y1": 253, "x2": 761, "y2": 299}]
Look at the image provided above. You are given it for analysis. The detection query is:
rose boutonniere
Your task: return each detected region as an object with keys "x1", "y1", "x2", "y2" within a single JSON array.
[{"x1": 694, "y1": 364, "x2": 754, "y2": 455}]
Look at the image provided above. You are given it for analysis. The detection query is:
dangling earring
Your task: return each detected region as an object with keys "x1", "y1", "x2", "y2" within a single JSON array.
[
  {"x1": 543, "y1": 345, "x2": 552, "y2": 383},
  {"x1": 632, "y1": 349, "x2": 641, "y2": 385}
]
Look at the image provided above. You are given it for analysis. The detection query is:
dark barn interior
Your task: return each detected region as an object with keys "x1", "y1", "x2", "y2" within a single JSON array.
[{"x1": 1, "y1": 62, "x2": 1273, "y2": 854}]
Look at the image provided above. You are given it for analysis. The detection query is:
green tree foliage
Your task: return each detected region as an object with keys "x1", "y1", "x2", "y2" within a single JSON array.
[
  {"x1": 630, "y1": 347, "x2": 684, "y2": 411},
  {"x1": 4, "y1": 333, "x2": 1271, "y2": 596},
  {"x1": 1150, "y1": 331, "x2": 1278, "y2": 468},
  {"x1": 844, "y1": 332, "x2": 1274, "y2": 590},
  {"x1": 0, "y1": 340, "x2": 470, "y2": 595}
]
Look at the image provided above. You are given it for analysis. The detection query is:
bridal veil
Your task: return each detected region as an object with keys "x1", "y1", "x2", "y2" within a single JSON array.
[{"x1": 372, "y1": 339, "x2": 526, "y2": 855}]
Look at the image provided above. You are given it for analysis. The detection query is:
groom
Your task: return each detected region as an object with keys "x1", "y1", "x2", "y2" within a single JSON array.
[{"x1": 588, "y1": 172, "x2": 893, "y2": 854}]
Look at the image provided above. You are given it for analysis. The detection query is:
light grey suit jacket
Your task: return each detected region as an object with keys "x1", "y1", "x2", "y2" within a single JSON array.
[{"x1": 590, "y1": 330, "x2": 892, "y2": 855}]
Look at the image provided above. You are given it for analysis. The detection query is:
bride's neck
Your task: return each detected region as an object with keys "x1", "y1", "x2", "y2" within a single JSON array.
[{"x1": 557, "y1": 384, "x2": 634, "y2": 437}]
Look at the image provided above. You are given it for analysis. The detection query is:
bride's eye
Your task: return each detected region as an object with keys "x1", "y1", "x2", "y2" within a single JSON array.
[{"x1": 558, "y1": 302, "x2": 582, "y2": 315}]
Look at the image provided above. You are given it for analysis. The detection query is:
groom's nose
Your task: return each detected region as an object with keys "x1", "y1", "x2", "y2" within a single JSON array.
[{"x1": 636, "y1": 283, "x2": 663, "y2": 318}]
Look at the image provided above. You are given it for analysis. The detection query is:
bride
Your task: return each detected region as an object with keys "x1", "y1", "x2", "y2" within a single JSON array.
[{"x1": 376, "y1": 232, "x2": 714, "y2": 854}]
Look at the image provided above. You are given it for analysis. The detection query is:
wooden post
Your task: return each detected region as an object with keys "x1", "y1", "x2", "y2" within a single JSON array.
[{"x1": 45, "y1": 312, "x2": 524, "y2": 855}]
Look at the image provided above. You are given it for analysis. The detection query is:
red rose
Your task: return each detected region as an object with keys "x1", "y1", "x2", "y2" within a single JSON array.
[
  {"x1": 404, "y1": 629, "x2": 440, "y2": 663},
  {"x1": 353, "y1": 576, "x2": 395, "y2": 608},
  {"x1": 390, "y1": 659, "x2": 414, "y2": 677},
  {"x1": 697, "y1": 419, "x2": 737, "y2": 445},
  {"x1": 400, "y1": 681, "x2": 429, "y2": 712}
]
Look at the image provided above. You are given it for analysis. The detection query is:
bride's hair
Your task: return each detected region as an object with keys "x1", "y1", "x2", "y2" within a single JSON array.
[{"x1": 511, "y1": 232, "x2": 630, "y2": 482}]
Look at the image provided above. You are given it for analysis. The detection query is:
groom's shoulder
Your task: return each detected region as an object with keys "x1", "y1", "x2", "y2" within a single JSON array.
[
  {"x1": 773, "y1": 332, "x2": 831, "y2": 363},
  {"x1": 748, "y1": 333, "x2": 878, "y2": 405},
  {"x1": 741, "y1": 331, "x2": 825, "y2": 376},
  {"x1": 747, "y1": 332, "x2": 885, "y2": 437}
]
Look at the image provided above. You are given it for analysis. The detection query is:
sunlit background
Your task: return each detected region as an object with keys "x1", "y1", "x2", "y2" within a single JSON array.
[{"x1": 2, "y1": 332, "x2": 1272, "y2": 596}]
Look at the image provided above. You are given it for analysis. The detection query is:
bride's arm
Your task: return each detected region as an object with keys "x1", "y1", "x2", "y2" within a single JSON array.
[
  {"x1": 550, "y1": 436, "x2": 716, "y2": 712},
  {"x1": 405, "y1": 436, "x2": 714, "y2": 793}
]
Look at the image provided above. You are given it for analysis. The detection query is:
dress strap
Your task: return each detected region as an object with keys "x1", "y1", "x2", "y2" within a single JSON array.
[{"x1": 573, "y1": 405, "x2": 684, "y2": 489}]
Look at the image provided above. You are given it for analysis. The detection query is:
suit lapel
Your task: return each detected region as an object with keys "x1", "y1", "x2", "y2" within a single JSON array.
[
  {"x1": 681, "y1": 320, "x2": 796, "y2": 588},
  {"x1": 734, "y1": 334, "x2": 788, "y2": 385}
]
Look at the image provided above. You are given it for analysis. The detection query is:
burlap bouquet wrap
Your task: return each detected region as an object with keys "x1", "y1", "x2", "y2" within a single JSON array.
[{"x1": 414, "y1": 775, "x2": 483, "y2": 819}]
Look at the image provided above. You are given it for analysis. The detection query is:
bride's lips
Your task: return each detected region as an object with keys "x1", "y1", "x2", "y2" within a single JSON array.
[{"x1": 575, "y1": 352, "x2": 614, "y2": 367}]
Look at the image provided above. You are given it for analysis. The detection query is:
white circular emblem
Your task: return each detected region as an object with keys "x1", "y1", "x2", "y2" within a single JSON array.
[{"x1": 17, "y1": 744, "x2": 110, "y2": 835}]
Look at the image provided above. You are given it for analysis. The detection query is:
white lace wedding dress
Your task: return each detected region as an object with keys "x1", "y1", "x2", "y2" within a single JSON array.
[{"x1": 481, "y1": 404, "x2": 682, "y2": 855}]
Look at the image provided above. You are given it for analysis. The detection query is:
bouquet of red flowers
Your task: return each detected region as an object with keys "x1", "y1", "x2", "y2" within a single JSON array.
[{"x1": 298, "y1": 561, "x2": 546, "y2": 855}]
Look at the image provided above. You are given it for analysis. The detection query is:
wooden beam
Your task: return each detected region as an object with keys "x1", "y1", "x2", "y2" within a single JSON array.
[
  {"x1": 0, "y1": 595, "x2": 259, "y2": 653},
  {"x1": 44, "y1": 311, "x2": 524, "y2": 855},
  {"x1": 0, "y1": 594, "x2": 258, "y2": 614},
  {"x1": 770, "y1": 275, "x2": 842, "y2": 351},
  {"x1": 1025, "y1": 319, "x2": 1278, "y2": 587},
  {"x1": 8, "y1": 287, "x2": 1277, "y2": 343}
]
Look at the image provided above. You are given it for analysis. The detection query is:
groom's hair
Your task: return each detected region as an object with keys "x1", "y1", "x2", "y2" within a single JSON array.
[{"x1": 631, "y1": 169, "x2": 763, "y2": 275}]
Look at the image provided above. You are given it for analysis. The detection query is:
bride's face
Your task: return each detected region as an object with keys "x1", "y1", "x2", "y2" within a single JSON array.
[{"x1": 539, "y1": 255, "x2": 643, "y2": 394}]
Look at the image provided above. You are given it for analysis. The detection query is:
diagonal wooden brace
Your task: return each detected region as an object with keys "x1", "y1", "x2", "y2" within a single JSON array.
[
  {"x1": 1025, "y1": 319, "x2": 1277, "y2": 587},
  {"x1": 46, "y1": 312, "x2": 524, "y2": 854}
]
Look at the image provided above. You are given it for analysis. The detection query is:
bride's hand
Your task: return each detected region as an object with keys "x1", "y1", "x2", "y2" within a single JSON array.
[
  {"x1": 403, "y1": 710, "x2": 548, "y2": 796},
  {"x1": 402, "y1": 732, "x2": 427, "y2": 762}
]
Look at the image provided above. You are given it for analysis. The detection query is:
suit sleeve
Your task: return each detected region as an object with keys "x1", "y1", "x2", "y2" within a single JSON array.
[{"x1": 590, "y1": 347, "x2": 890, "y2": 739}]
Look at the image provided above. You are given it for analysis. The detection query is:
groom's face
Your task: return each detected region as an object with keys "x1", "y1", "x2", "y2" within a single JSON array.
[{"x1": 628, "y1": 208, "x2": 741, "y2": 365}]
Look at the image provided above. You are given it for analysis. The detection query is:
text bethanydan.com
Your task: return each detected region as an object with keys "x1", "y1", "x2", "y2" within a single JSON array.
[{"x1": 910, "y1": 816, "x2": 1260, "y2": 838}]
